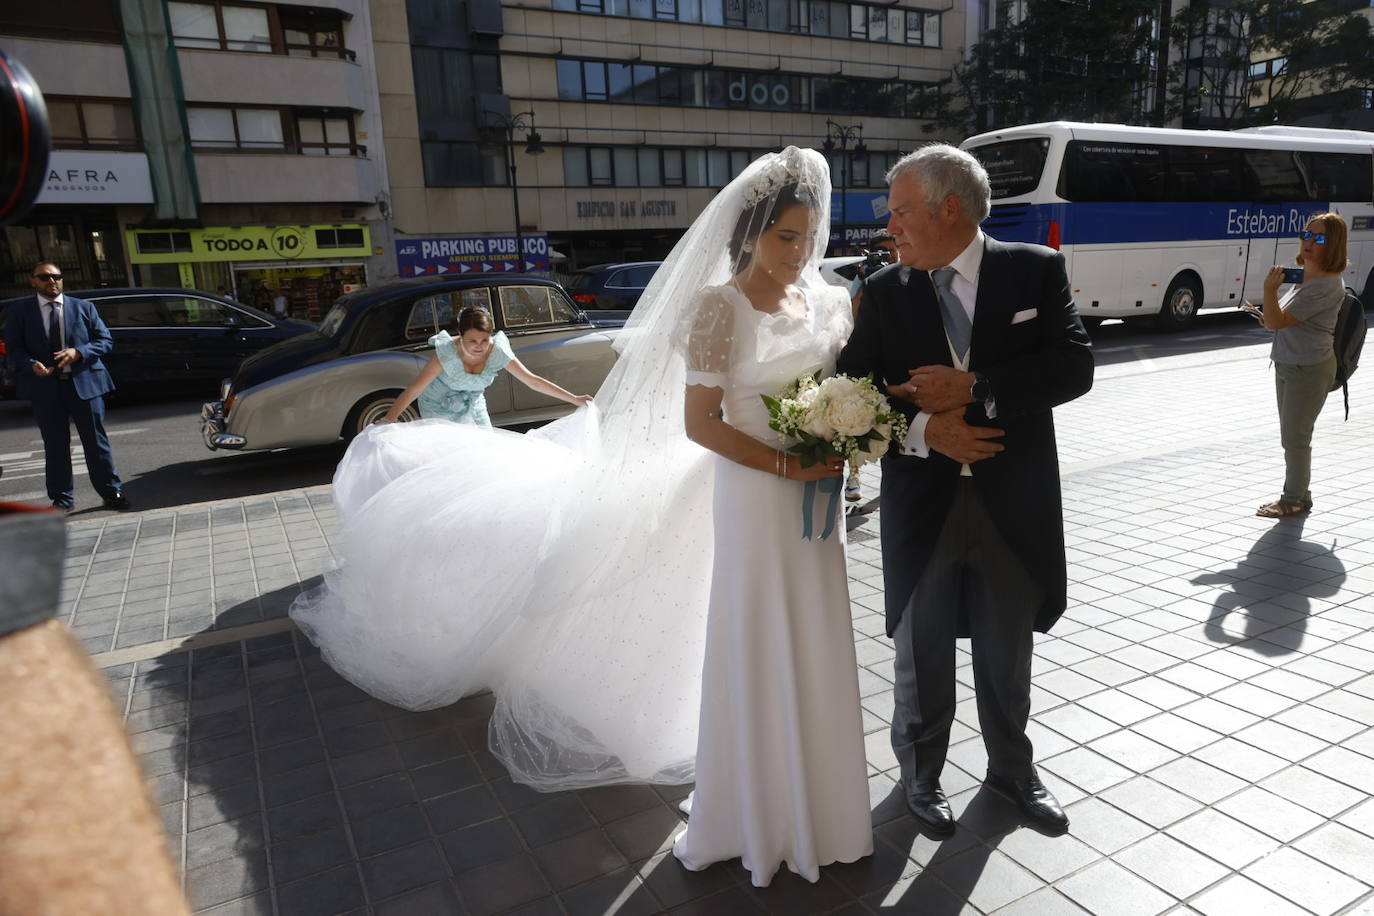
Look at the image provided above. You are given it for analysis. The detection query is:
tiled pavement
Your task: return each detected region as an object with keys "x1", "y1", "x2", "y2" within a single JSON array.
[{"x1": 69, "y1": 335, "x2": 1374, "y2": 915}]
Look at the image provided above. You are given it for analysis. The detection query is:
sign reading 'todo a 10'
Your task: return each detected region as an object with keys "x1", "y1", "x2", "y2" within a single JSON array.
[{"x1": 127, "y1": 225, "x2": 371, "y2": 264}]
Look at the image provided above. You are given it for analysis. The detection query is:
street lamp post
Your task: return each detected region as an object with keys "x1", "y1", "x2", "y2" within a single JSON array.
[
  {"x1": 482, "y1": 109, "x2": 545, "y2": 271},
  {"x1": 822, "y1": 121, "x2": 866, "y2": 253}
]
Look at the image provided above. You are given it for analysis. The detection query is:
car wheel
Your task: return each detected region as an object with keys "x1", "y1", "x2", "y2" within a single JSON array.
[
  {"x1": 1157, "y1": 273, "x2": 1201, "y2": 332},
  {"x1": 343, "y1": 390, "x2": 418, "y2": 439}
]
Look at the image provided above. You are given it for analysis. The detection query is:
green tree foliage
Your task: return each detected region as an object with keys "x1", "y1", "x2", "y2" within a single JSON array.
[
  {"x1": 1170, "y1": 0, "x2": 1374, "y2": 128},
  {"x1": 928, "y1": 0, "x2": 1162, "y2": 138}
]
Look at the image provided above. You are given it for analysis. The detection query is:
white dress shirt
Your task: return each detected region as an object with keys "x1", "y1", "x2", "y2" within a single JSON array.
[{"x1": 903, "y1": 231, "x2": 991, "y2": 461}]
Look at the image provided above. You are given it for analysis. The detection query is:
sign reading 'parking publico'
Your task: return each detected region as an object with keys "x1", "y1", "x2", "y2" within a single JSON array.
[{"x1": 395, "y1": 234, "x2": 551, "y2": 276}]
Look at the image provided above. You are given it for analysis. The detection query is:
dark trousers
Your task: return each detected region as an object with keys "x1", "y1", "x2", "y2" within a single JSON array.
[
  {"x1": 32, "y1": 379, "x2": 122, "y2": 504},
  {"x1": 891, "y1": 479, "x2": 1041, "y2": 783}
]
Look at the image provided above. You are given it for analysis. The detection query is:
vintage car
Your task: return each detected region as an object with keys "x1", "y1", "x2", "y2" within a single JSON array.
[
  {"x1": 201, "y1": 275, "x2": 620, "y2": 451},
  {"x1": 1, "y1": 288, "x2": 314, "y2": 398}
]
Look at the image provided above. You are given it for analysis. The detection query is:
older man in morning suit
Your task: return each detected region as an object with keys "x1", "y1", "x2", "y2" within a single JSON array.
[
  {"x1": 837, "y1": 145, "x2": 1093, "y2": 837},
  {"x1": 3, "y1": 262, "x2": 130, "y2": 511}
]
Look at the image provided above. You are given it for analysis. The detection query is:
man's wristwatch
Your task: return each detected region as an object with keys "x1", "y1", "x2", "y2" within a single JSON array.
[{"x1": 970, "y1": 372, "x2": 992, "y2": 404}]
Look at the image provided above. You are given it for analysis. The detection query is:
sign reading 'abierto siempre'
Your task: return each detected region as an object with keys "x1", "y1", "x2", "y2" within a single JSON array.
[{"x1": 395, "y1": 234, "x2": 551, "y2": 276}]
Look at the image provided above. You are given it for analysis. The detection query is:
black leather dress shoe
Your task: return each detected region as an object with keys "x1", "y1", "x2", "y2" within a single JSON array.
[
  {"x1": 905, "y1": 778, "x2": 955, "y2": 837},
  {"x1": 986, "y1": 771, "x2": 1069, "y2": 834},
  {"x1": 52, "y1": 500, "x2": 74, "y2": 512},
  {"x1": 102, "y1": 493, "x2": 132, "y2": 511}
]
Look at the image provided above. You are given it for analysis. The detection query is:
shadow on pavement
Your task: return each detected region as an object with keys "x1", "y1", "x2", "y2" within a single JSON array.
[
  {"x1": 119, "y1": 444, "x2": 346, "y2": 513},
  {"x1": 125, "y1": 584, "x2": 700, "y2": 913},
  {"x1": 848, "y1": 783, "x2": 1024, "y2": 913},
  {"x1": 1193, "y1": 513, "x2": 1345, "y2": 656},
  {"x1": 1086, "y1": 311, "x2": 1271, "y2": 368}
]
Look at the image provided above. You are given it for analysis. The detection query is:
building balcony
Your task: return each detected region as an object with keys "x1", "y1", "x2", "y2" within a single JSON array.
[
  {"x1": 179, "y1": 49, "x2": 369, "y2": 110},
  {"x1": 0, "y1": 35, "x2": 131, "y2": 97},
  {"x1": 196, "y1": 152, "x2": 381, "y2": 204}
]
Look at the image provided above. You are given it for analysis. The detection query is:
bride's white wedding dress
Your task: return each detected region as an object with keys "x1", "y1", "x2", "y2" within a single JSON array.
[
  {"x1": 289, "y1": 145, "x2": 874, "y2": 887},
  {"x1": 672, "y1": 283, "x2": 873, "y2": 886}
]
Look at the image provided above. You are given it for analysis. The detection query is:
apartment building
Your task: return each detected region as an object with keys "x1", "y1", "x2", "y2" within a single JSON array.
[
  {"x1": 1, "y1": 0, "x2": 389, "y2": 316},
  {"x1": 373, "y1": 0, "x2": 975, "y2": 275}
]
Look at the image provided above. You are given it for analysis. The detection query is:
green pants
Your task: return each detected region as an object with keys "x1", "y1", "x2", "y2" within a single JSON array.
[{"x1": 1275, "y1": 356, "x2": 1336, "y2": 505}]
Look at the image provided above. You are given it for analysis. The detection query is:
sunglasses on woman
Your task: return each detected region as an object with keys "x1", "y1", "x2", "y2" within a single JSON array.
[{"x1": 1300, "y1": 230, "x2": 1326, "y2": 244}]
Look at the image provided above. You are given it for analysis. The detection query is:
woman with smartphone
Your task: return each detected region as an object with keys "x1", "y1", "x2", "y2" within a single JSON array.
[{"x1": 1249, "y1": 213, "x2": 1349, "y2": 518}]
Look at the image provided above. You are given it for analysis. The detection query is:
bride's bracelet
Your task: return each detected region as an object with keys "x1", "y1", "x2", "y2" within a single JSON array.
[{"x1": 775, "y1": 451, "x2": 788, "y2": 479}]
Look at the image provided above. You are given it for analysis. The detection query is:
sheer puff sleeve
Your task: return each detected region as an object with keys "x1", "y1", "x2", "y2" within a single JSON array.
[{"x1": 683, "y1": 286, "x2": 737, "y2": 389}]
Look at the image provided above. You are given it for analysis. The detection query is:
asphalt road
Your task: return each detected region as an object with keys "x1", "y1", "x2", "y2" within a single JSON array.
[{"x1": 0, "y1": 310, "x2": 1273, "y2": 513}]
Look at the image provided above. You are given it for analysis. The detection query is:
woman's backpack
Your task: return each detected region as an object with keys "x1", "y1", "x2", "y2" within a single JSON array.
[{"x1": 1330, "y1": 287, "x2": 1367, "y2": 420}]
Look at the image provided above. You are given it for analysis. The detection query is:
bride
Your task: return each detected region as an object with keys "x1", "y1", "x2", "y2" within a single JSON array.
[{"x1": 290, "y1": 146, "x2": 874, "y2": 886}]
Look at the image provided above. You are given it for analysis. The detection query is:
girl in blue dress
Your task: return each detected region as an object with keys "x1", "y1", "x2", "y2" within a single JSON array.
[{"x1": 377, "y1": 305, "x2": 592, "y2": 426}]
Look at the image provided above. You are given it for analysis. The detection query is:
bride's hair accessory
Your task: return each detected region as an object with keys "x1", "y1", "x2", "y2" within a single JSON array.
[{"x1": 737, "y1": 146, "x2": 826, "y2": 209}]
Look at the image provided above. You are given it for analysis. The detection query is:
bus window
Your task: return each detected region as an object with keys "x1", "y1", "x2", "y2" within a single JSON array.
[
  {"x1": 1061, "y1": 142, "x2": 1166, "y2": 202},
  {"x1": 1167, "y1": 147, "x2": 1242, "y2": 201},
  {"x1": 1242, "y1": 149, "x2": 1309, "y2": 202},
  {"x1": 969, "y1": 138, "x2": 1048, "y2": 199},
  {"x1": 1297, "y1": 151, "x2": 1373, "y2": 202}
]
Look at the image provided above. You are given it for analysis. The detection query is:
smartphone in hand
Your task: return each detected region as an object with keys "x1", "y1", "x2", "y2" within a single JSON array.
[{"x1": 1282, "y1": 266, "x2": 1304, "y2": 284}]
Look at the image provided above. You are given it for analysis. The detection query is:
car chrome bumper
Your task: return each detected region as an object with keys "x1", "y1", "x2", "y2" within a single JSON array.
[{"x1": 201, "y1": 400, "x2": 246, "y2": 450}]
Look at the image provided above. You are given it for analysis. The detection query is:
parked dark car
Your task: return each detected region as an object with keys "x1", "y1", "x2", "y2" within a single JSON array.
[
  {"x1": 566, "y1": 262, "x2": 661, "y2": 325},
  {"x1": 0, "y1": 288, "x2": 314, "y2": 397},
  {"x1": 200, "y1": 274, "x2": 623, "y2": 451}
]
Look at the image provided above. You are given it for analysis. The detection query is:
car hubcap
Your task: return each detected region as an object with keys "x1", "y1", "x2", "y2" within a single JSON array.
[{"x1": 358, "y1": 401, "x2": 416, "y2": 431}]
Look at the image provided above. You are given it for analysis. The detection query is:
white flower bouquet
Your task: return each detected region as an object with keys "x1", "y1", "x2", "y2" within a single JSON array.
[
  {"x1": 763, "y1": 372, "x2": 909, "y2": 469},
  {"x1": 762, "y1": 373, "x2": 908, "y2": 539}
]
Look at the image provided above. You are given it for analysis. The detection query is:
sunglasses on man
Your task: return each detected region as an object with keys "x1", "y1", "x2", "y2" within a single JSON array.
[
  {"x1": 33, "y1": 273, "x2": 62, "y2": 280},
  {"x1": 1300, "y1": 231, "x2": 1326, "y2": 244}
]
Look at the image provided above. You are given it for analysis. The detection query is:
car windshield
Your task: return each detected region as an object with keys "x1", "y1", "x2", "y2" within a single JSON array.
[{"x1": 319, "y1": 301, "x2": 348, "y2": 336}]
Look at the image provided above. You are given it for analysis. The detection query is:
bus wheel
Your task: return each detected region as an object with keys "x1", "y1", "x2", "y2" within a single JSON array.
[{"x1": 1157, "y1": 275, "x2": 1200, "y2": 331}]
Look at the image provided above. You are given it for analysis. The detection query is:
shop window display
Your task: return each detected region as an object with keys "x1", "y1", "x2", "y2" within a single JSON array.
[{"x1": 233, "y1": 264, "x2": 367, "y2": 320}]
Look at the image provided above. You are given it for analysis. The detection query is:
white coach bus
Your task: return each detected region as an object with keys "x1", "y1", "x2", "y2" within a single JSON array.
[{"x1": 960, "y1": 122, "x2": 1374, "y2": 330}]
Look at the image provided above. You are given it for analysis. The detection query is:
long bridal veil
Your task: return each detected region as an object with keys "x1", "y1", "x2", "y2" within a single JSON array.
[{"x1": 291, "y1": 147, "x2": 835, "y2": 791}]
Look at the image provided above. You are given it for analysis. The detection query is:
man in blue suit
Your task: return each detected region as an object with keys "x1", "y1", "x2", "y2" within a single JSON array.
[{"x1": 3, "y1": 262, "x2": 130, "y2": 511}]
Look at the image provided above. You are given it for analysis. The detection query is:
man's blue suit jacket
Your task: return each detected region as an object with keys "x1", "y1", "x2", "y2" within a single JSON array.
[{"x1": 3, "y1": 295, "x2": 117, "y2": 403}]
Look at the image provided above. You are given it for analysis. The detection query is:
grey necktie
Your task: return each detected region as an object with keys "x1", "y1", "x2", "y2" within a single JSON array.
[{"x1": 931, "y1": 267, "x2": 971, "y2": 362}]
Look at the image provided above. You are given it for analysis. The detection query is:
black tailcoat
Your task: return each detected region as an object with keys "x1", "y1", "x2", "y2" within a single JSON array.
[{"x1": 836, "y1": 237, "x2": 1094, "y2": 637}]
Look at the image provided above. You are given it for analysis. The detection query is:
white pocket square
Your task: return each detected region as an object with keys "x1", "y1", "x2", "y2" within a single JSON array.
[{"x1": 1011, "y1": 308, "x2": 1037, "y2": 324}]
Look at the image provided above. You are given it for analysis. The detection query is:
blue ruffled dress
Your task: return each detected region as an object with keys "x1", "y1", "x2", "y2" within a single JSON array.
[{"x1": 416, "y1": 330, "x2": 514, "y2": 427}]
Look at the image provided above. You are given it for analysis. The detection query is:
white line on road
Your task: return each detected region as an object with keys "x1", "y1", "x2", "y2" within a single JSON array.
[{"x1": 2, "y1": 469, "x2": 89, "y2": 482}]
